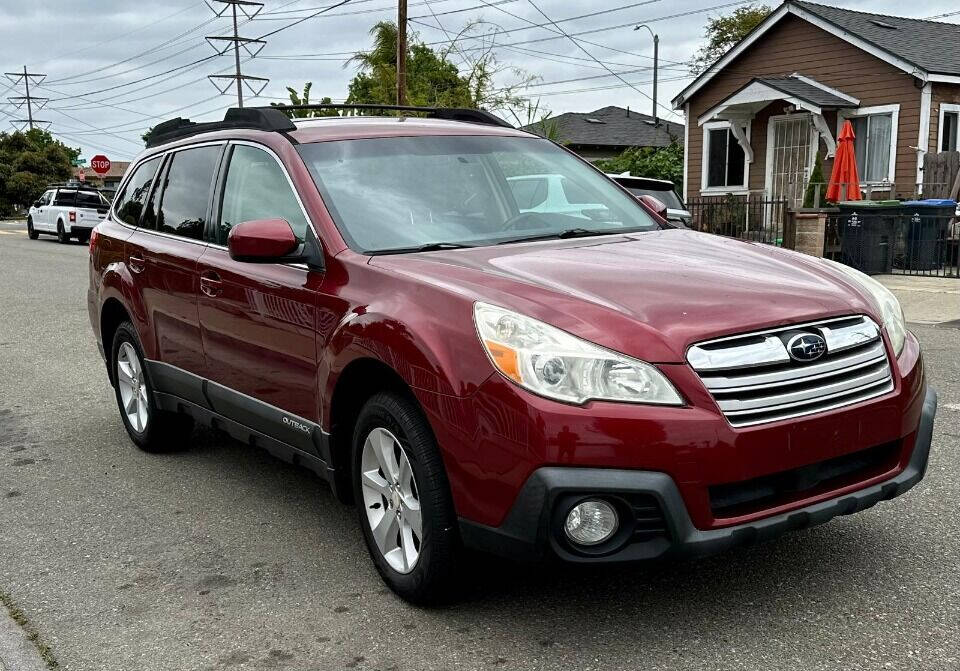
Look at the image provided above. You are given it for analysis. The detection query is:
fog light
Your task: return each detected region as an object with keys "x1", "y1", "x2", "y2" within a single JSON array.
[{"x1": 564, "y1": 499, "x2": 618, "y2": 546}]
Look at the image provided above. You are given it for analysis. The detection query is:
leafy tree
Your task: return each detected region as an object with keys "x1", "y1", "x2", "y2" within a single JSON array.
[
  {"x1": 690, "y1": 4, "x2": 771, "y2": 74},
  {"x1": 0, "y1": 129, "x2": 78, "y2": 216},
  {"x1": 337, "y1": 21, "x2": 536, "y2": 120},
  {"x1": 271, "y1": 82, "x2": 340, "y2": 118},
  {"x1": 594, "y1": 140, "x2": 684, "y2": 190}
]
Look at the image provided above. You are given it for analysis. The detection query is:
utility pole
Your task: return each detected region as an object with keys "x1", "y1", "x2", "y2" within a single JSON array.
[
  {"x1": 206, "y1": 0, "x2": 268, "y2": 107},
  {"x1": 396, "y1": 0, "x2": 407, "y2": 105},
  {"x1": 4, "y1": 65, "x2": 49, "y2": 130},
  {"x1": 634, "y1": 24, "x2": 658, "y2": 127}
]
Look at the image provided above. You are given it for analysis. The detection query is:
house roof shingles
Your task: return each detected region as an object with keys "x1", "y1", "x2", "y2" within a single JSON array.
[
  {"x1": 794, "y1": 1, "x2": 960, "y2": 76},
  {"x1": 522, "y1": 106, "x2": 683, "y2": 148},
  {"x1": 754, "y1": 75, "x2": 856, "y2": 108}
]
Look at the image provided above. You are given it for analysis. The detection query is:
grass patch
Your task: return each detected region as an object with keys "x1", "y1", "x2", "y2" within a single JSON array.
[{"x1": 0, "y1": 588, "x2": 59, "y2": 669}]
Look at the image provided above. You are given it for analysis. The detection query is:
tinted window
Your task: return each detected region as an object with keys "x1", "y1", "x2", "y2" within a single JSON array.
[
  {"x1": 297, "y1": 136, "x2": 658, "y2": 253},
  {"x1": 217, "y1": 144, "x2": 309, "y2": 245},
  {"x1": 54, "y1": 190, "x2": 77, "y2": 207},
  {"x1": 41, "y1": 191, "x2": 54, "y2": 205},
  {"x1": 156, "y1": 146, "x2": 220, "y2": 240},
  {"x1": 75, "y1": 190, "x2": 105, "y2": 209},
  {"x1": 622, "y1": 186, "x2": 684, "y2": 210},
  {"x1": 114, "y1": 157, "x2": 162, "y2": 226}
]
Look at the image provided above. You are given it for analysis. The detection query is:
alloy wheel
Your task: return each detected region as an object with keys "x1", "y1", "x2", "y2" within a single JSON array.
[
  {"x1": 116, "y1": 342, "x2": 149, "y2": 433},
  {"x1": 360, "y1": 427, "x2": 423, "y2": 574}
]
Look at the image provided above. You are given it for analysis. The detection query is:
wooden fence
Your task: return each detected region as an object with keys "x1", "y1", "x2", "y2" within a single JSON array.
[{"x1": 922, "y1": 151, "x2": 960, "y2": 199}]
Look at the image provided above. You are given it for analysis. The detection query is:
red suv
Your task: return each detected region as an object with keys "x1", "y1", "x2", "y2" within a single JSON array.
[{"x1": 88, "y1": 106, "x2": 937, "y2": 603}]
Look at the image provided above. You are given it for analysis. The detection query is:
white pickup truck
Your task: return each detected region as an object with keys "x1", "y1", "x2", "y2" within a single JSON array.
[{"x1": 27, "y1": 186, "x2": 109, "y2": 244}]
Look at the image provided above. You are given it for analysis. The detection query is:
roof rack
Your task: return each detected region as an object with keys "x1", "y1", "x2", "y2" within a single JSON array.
[
  {"x1": 145, "y1": 107, "x2": 296, "y2": 148},
  {"x1": 258, "y1": 103, "x2": 514, "y2": 128},
  {"x1": 144, "y1": 104, "x2": 513, "y2": 149}
]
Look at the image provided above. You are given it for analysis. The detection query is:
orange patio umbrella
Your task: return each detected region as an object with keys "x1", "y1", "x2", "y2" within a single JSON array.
[{"x1": 826, "y1": 119, "x2": 861, "y2": 202}]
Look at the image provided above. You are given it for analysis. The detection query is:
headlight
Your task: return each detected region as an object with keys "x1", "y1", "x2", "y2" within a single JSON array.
[
  {"x1": 821, "y1": 258, "x2": 906, "y2": 355},
  {"x1": 473, "y1": 302, "x2": 683, "y2": 406}
]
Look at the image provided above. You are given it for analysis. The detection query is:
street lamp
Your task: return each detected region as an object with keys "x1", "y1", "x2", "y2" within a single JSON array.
[{"x1": 634, "y1": 23, "x2": 659, "y2": 127}]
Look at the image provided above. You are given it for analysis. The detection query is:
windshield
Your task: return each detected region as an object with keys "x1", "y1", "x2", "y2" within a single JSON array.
[
  {"x1": 620, "y1": 184, "x2": 684, "y2": 210},
  {"x1": 297, "y1": 135, "x2": 660, "y2": 253}
]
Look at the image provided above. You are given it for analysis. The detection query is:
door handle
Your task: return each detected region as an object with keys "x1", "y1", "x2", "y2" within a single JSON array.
[
  {"x1": 200, "y1": 271, "x2": 222, "y2": 298},
  {"x1": 128, "y1": 254, "x2": 146, "y2": 274}
]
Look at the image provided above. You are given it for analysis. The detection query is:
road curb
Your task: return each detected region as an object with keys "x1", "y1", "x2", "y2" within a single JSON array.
[{"x1": 0, "y1": 604, "x2": 53, "y2": 671}]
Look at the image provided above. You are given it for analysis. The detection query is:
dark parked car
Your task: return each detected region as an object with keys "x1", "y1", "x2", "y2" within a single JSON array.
[
  {"x1": 89, "y1": 106, "x2": 937, "y2": 603},
  {"x1": 607, "y1": 173, "x2": 691, "y2": 226}
]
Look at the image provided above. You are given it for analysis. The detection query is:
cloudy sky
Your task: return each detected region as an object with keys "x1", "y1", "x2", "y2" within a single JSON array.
[{"x1": 1, "y1": 0, "x2": 958, "y2": 162}]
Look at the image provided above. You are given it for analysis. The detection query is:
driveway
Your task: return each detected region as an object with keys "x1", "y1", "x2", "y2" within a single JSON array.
[{"x1": 1, "y1": 220, "x2": 958, "y2": 670}]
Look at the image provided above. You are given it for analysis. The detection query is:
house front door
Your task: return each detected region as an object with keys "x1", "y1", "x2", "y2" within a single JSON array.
[{"x1": 766, "y1": 114, "x2": 814, "y2": 208}]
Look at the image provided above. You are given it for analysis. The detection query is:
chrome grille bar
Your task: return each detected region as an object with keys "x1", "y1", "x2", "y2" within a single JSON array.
[{"x1": 687, "y1": 315, "x2": 893, "y2": 428}]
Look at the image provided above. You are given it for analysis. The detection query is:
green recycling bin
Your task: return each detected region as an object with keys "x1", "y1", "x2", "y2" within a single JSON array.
[{"x1": 836, "y1": 200, "x2": 901, "y2": 275}]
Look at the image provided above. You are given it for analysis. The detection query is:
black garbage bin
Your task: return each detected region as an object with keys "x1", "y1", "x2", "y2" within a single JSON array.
[
  {"x1": 836, "y1": 200, "x2": 901, "y2": 275},
  {"x1": 899, "y1": 199, "x2": 957, "y2": 271}
]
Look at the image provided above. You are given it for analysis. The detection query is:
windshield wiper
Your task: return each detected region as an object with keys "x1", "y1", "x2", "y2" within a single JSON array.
[
  {"x1": 370, "y1": 241, "x2": 475, "y2": 255},
  {"x1": 497, "y1": 227, "x2": 615, "y2": 245}
]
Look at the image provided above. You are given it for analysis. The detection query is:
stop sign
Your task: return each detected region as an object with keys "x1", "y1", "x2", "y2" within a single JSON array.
[{"x1": 91, "y1": 155, "x2": 111, "y2": 175}]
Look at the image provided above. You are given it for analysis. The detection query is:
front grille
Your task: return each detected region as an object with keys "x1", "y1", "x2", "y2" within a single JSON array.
[
  {"x1": 687, "y1": 315, "x2": 894, "y2": 427},
  {"x1": 709, "y1": 440, "x2": 900, "y2": 518}
]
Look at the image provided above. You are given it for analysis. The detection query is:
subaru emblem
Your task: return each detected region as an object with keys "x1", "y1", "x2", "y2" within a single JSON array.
[{"x1": 786, "y1": 333, "x2": 827, "y2": 362}]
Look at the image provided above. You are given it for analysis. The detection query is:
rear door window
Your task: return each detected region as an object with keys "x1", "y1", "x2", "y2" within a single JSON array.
[
  {"x1": 216, "y1": 144, "x2": 309, "y2": 245},
  {"x1": 113, "y1": 157, "x2": 162, "y2": 226},
  {"x1": 155, "y1": 145, "x2": 221, "y2": 241}
]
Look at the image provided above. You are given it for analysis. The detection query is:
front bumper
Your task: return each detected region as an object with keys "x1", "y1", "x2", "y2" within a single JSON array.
[{"x1": 460, "y1": 385, "x2": 937, "y2": 563}]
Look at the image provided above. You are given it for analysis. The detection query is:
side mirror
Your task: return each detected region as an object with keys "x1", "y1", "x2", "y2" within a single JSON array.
[
  {"x1": 228, "y1": 218, "x2": 301, "y2": 263},
  {"x1": 637, "y1": 194, "x2": 668, "y2": 219},
  {"x1": 34, "y1": 200, "x2": 43, "y2": 208}
]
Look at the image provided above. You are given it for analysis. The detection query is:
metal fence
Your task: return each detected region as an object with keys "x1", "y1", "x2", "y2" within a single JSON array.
[
  {"x1": 824, "y1": 209, "x2": 959, "y2": 279},
  {"x1": 686, "y1": 195, "x2": 788, "y2": 245}
]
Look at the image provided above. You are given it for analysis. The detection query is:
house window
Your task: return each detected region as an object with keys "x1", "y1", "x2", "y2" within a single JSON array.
[
  {"x1": 940, "y1": 105, "x2": 959, "y2": 152},
  {"x1": 705, "y1": 125, "x2": 746, "y2": 189},
  {"x1": 839, "y1": 105, "x2": 898, "y2": 185}
]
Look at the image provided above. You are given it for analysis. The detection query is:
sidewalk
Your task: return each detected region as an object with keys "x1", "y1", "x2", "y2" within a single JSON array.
[{"x1": 876, "y1": 274, "x2": 960, "y2": 326}]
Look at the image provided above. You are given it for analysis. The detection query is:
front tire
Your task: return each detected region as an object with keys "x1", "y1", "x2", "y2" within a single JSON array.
[
  {"x1": 56, "y1": 220, "x2": 69, "y2": 244},
  {"x1": 352, "y1": 391, "x2": 459, "y2": 604},
  {"x1": 110, "y1": 321, "x2": 193, "y2": 452},
  {"x1": 27, "y1": 217, "x2": 38, "y2": 240}
]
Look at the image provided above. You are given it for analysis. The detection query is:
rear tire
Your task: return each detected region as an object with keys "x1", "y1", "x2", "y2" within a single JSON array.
[
  {"x1": 352, "y1": 391, "x2": 460, "y2": 605},
  {"x1": 110, "y1": 321, "x2": 193, "y2": 452},
  {"x1": 26, "y1": 217, "x2": 38, "y2": 240},
  {"x1": 56, "y1": 220, "x2": 69, "y2": 244}
]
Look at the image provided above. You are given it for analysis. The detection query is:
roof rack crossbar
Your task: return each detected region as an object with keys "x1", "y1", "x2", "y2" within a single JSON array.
[
  {"x1": 262, "y1": 103, "x2": 514, "y2": 128},
  {"x1": 144, "y1": 107, "x2": 296, "y2": 148}
]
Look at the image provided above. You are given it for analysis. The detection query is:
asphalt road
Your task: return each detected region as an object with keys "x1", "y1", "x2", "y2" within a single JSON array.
[{"x1": 1, "y1": 218, "x2": 958, "y2": 671}]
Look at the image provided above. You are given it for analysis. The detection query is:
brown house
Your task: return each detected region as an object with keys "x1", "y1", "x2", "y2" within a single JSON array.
[{"x1": 672, "y1": 1, "x2": 960, "y2": 204}]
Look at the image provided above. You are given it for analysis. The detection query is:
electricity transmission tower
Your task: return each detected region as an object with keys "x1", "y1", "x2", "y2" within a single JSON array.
[
  {"x1": 205, "y1": 0, "x2": 267, "y2": 108},
  {"x1": 4, "y1": 66, "x2": 49, "y2": 130}
]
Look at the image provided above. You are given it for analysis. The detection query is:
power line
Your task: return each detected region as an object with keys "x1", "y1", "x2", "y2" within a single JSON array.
[
  {"x1": 206, "y1": 0, "x2": 267, "y2": 107},
  {"x1": 4, "y1": 66, "x2": 49, "y2": 130},
  {"x1": 521, "y1": 0, "x2": 679, "y2": 121}
]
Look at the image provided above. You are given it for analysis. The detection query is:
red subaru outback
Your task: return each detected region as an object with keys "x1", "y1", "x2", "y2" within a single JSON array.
[{"x1": 88, "y1": 106, "x2": 937, "y2": 603}]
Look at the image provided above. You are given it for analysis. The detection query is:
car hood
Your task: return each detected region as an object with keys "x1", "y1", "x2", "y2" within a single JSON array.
[{"x1": 370, "y1": 229, "x2": 879, "y2": 363}]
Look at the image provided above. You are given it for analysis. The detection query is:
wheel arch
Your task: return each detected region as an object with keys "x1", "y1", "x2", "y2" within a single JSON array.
[
  {"x1": 327, "y1": 356, "x2": 420, "y2": 504},
  {"x1": 100, "y1": 297, "x2": 132, "y2": 385}
]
